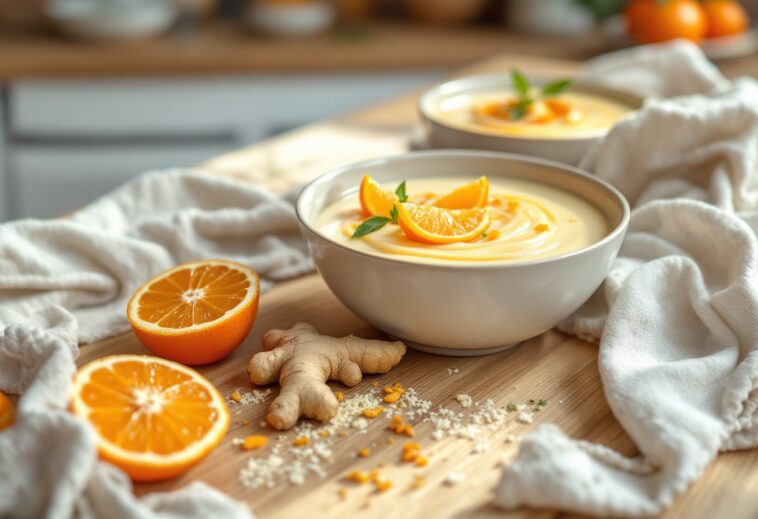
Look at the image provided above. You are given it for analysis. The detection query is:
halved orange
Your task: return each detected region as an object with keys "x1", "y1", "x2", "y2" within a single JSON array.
[
  {"x1": 397, "y1": 203, "x2": 490, "y2": 244},
  {"x1": 0, "y1": 392, "x2": 14, "y2": 432},
  {"x1": 432, "y1": 176, "x2": 489, "y2": 209},
  {"x1": 127, "y1": 260, "x2": 259, "y2": 365},
  {"x1": 71, "y1": 354, "x2": 229, "y2": 482},
  {"x1": 359, "y1": 175, "x2": 398, "y2": 217}
]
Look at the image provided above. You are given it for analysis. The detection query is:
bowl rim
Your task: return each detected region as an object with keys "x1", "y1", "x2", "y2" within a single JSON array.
[
  {"x1": 296, "y1": 149, "x2": 630, "y2": 271},
  {"x1": 418, "y1": 73, "x2": 645, "y2": 142}
]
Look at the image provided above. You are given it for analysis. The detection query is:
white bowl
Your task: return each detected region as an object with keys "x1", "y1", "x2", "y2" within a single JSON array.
[
  {"x1": 419, "y1": 74, "x2": 644, "y2": 165},
  {"x1": 247, "y1": 1, "x2": 334, "y2": 38},
  {"x1": 296, "y1": 150, "x2": 629, "y2": 356},
  {"x1": 45, "y1": 0, "x2": 176, "y2": 41}
]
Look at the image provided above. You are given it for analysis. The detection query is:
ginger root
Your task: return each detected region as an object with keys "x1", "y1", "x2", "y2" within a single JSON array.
[{"x1": 247, "y1": 322, "x2": 406, "y2": 430}]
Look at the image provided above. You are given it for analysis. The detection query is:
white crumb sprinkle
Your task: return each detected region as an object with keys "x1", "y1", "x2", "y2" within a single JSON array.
[
  {"x1": 445, "y1": 472, "x2": 465, "y2": 486},
  {"x1": 260, "y1": 421, "x2": 268, "y2": 428},
  {"x1": 230, "y1": 388, "x2": 273, "y2": 406},
  {"x1": 504, "y1": 434, "x2": 520, "y2": 444},
  {"x1": 455, "y1": 394, "x2": 473, "y2": 408},
  {"x1": 516, "y1": 411, "x2": 534, "y2": 424},
  {"x1": 446, "y1": 368, "x2": 459, "y2": 376},
  {"x1": 472, "y1": 440, "x2": 490, "y2": 454},
  {"x1": 559, "y1": 400, "x2": 564, "y2": 404}
]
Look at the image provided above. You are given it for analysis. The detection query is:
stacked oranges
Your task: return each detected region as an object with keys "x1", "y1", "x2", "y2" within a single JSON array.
[{"x1": 625, "y1": 0, "x2": 749, "y2": 44}]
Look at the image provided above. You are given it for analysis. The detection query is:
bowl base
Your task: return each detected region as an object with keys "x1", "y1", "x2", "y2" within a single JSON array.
[{"x1": 391, "y1": 337, "x2": 521, "y2": 357}]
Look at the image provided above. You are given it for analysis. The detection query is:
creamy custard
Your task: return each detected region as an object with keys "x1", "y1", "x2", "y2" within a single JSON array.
[
  {"x1": 434, "y1": 91, "x2": 633, "y2": 139},
  {"x1": 317, "y1": 177, "x2": 609, "y2": 264}
]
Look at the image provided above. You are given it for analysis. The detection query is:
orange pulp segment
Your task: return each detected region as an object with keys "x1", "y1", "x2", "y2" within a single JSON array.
[
  {"x1": 397, "y1": 203, "x2": 490, "y2": 244},
  {"x1": 432, "y1": 176, "x2": 489, "y2": 209},
  {"x1": 71, "y1": 354, "x2": 229, "y2": 482},
  {"x1": 359, "y1": 175, "x2": 398, "y2": 217},
  {"x1": 127, "y1": 260, "x2": 259, "y2": 365},
  {"x1": 0, "y1": 393, "x2": 14, "y2": 431}
]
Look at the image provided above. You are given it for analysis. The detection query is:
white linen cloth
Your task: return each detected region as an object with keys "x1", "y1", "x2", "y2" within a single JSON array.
[
  {"x1": 0, "y1": 170, "x2": 312, "y2": 518},
  {"x1": 494, "y1": 41, "x2": 758, "y2": 516}
]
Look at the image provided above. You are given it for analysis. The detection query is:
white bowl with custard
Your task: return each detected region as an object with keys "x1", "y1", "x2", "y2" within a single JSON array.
[
  {"x1": 419, "y1": 74, "x2": 644, "y2": 165},
  {"x1": 296, "y1": 150, "x2": 629, "y2": 356}
]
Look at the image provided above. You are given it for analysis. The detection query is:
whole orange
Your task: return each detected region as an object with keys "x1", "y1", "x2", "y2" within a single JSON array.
[
  {"x1": 625, "y1": 0, "x2": 707, "y2": 43},
  {"x1": 624, "y1": 0, "x2": 658, "y2": 41},
  {"x1": 703, "y1": 0, "x2": 749, "y2": 38}
]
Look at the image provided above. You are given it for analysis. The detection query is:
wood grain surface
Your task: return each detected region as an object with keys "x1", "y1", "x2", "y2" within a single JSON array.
[
  {"x1": 2, "y1": 20, "x2": 757, "y2": 80},
  {"x1": 75, "y1": 54, "x2": 758, "y2": 518}
]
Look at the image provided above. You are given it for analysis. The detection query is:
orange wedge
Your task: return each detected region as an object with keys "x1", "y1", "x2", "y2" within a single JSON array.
[
  {"x1": 127, "y1": 260, "x2": 259, "y2": 366},
  {"x1": 432, "y1": 176, "x2": 489, "y2": 209},
  {"x1": 71, "y1": 354, "x2": 229, "y2": 482},
  {"x1": 0, "y1": 392, "x2": 14, "y2": 432},
  {"x1": 397, "y1": 203, "x2": 490, "y2": 244},
  {"x1": 360, "y1": 175, "x2": 398, "y2": 217}
]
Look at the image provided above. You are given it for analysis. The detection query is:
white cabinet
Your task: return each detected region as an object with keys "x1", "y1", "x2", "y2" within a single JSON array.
[{"x1": 4, "y1": 72, "x2": 440, "y2": 219}]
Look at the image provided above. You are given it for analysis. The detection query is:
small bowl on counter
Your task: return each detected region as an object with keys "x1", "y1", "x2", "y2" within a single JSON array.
[
  {"x1": 45, "y1": 0, "x2": 177, "y2": 41},
  {"x1": 296, "y1": 150, "x2": 630, "y2": 356},
  {"x1": 418, "y1": 74, "x2": 644, "y2": 165}
]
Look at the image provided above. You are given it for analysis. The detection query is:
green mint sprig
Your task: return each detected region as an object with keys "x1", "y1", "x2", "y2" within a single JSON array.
[
  {"x1": 352, "y1": 180, "x2": 407, "y2": 239},
  {"x1": 509, "y1": 69, "x2": 572, "y2": 121}
]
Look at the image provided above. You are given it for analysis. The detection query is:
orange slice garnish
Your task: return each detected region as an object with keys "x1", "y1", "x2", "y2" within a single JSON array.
[
  {"x1": 432, "y1": 176, "x2": 489, "y2": 209},
  {"x1": 360, "y1": 175, "x2": 398, "y2": 217},
  {"x1": 71, "y1": 354, "x2": 229, "y2": 482},
  {"x1": 397, "y1": 203, "x2": 490, "y2": 244},
  {"x1": 0, "y1": 393, "x2": 14, "y2": 432},
  {"x1": 127, "y1": 260, "x2": 259, "y2": 365}
]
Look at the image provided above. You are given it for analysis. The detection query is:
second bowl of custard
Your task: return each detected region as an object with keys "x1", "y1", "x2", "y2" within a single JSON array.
[{"x1": 419, "y1": 74, "x2": 644, "y2": 165}]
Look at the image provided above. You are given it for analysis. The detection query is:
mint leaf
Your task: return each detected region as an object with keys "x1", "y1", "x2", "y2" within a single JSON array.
[
  {"x1": 541, "y1": 78, "x2": 572, "y2": 97},
  {"x1": 511, "y1": 69, "x2": 530, "y2": 99},
  {"x1": 395, "y1": 181, "x2": 408, "y2": 203},
  {"x1": 351, "y1": 216, "x2": 392, "y2": 238},
  {"x1": 509, "y1": 99, "x2": 530, "y2": 121},
  {"x1": 389, "y1": 204, "x2": 399, "y2": 223}
]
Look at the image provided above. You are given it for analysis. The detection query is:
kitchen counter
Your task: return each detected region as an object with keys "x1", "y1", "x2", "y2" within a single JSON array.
[
  {"x1": 76, "y1": 53, "x2": 758, "y2": 519},
  {"x1": 0, "y1": 21, "x2": 613, "y2": 79}
]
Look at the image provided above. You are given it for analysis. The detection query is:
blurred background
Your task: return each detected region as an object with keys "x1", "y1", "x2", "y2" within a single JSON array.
[{"x1": 0, "y1": 0, "x2": 756, "y2": 220}]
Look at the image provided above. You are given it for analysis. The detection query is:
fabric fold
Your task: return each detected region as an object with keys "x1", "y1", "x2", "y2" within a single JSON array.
[
  {"x1": 0, "y1": 170, "x2": 314, "y2": 518},
  {"x1": 495, "y1": 41, "x2": 758, "y2": 516}
]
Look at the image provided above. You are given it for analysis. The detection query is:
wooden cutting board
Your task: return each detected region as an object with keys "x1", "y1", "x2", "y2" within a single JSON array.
[{"x1": 76, "y1": 54, "x2": 758, "y2": 518}]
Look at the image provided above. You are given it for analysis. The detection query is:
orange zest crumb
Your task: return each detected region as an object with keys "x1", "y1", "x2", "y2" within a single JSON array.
[
  {"x1": 319, "y1": 430, "x2": 330, "y2": 437},
  {"x1": 415, "y1": 456, "x2": 428, "y2": 467},
  {"x1": 402, "y1": 424, "x2": 415, "y2": 437},
  {"x1": 358, "y1": 448, "x2": 370, "y2": 458},
  {"x1": 241, "y1": 435, "x2": 268, "y2": 450},
  {"x1": 293, "y1": 436, "x2": 310, "y2": 447},
  {"x1": 345, "y1": 470, "x2": 370, "y2": 484},
  {"x1": 534, "y1": 223, "x2": 549, "y2": 233},
  {"x1": 362, "y1": 406, "x2": 384, "y2": 418},
  {"x1": 336, "y1": 391, "x2": 344, "y2": 402},
  {"x1": 383, "y1": 391, "x2": 402, "y2": 404},
  {"x1": 411, "y1": 475, "x2": 425, "y2": 489},
  {"x1": 402, "y1": 441, "x2": 422, "y2": 463},
  {"x1": 486, "y1": 230, "x2": 501, "y2": 241},
  {"x1": 369, "y1": 469, "x2": 380, "y2": 482},
  {"x1": 375, "y1": 479, "x2": 392, "y2": 492},
  {"x1": 230, "y1": 390, "x2": 242, "y2": 403}
]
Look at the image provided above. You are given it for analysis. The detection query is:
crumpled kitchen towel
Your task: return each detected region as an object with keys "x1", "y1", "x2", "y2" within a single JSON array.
[
  {"x1": 0, "y1": 169, "x2": 313, "y2": 518},
  {"x1": 494, "y1": 41, "x2": 758, "y2": 516}
]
